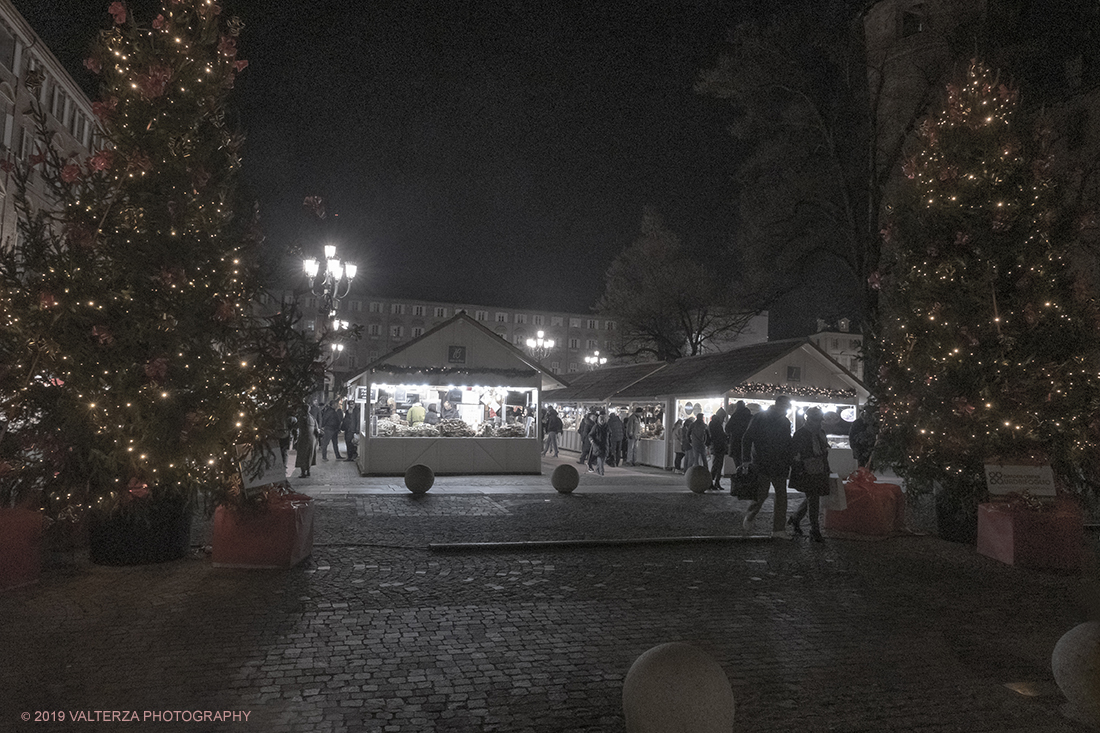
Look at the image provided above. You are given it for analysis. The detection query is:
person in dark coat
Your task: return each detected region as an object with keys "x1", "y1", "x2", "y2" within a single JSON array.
[
  {"x1": 587, "y1": 412, "x2": 610, "y2": 475},
  {"x1": 425, "y1": 403, "x2": 441, "y2": 425},
  {"x1": 440, "y1": 400, "x2": 460, "y2": 420},
  {"x1": 624, "y1": 407, "x2": 643, "y2": 466},
  {"x1": 688, "y1": 410, "x2": 708, "y2": 468},
  {"x1": 741, "y1": 395, "x2": 793, "y2": 537},
  {"x1": 320, "y1": 400, "x2": 344, "y2": 460},
  {"x1": 671, "y1": 419, "x2": 685, "y2": 471},
  {"x1": 788, "y1": 406, "x2": 830, "y2": 542},
  {"x1": 577, "y1": 409, "x2": 596, "y2": 464},
  {"x1": 849, "y1": 410, "x2": 876, "y2": 468},
  {"x1": 724, "y1": 401, "x2": 753, "y2": 469},
  {"x1": 707, "y1": 407, "x2": 728, "y2": 490},
  {"x1": 681, "y1": 415, "x2": 696, "y2": 471},
  {"x1": 341, "y1": 404, "x2": 360, "y2": 461},
  {"x1": 543, "y1": 408, "x2": 563, "y2": 457},
  {"x1": 294, "y1": 406, "x2": 318, "y2": 478},
  {"x1": 607, "y1": 410, "x2": 625, "y2": 467}
]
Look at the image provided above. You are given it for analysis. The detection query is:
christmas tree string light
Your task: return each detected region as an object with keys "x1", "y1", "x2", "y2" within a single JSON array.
[
  {"x1": 0, "y1": 1, "x2": 325, "y2": 517},
  {"x1": 872, "y1": 60, "x2": 1100, "y2": 508}
]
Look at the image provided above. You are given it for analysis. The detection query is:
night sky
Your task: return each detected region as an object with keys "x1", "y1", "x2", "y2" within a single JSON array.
[{"x1": 18, "y1": 0, "x2": 771, "y2": 316}]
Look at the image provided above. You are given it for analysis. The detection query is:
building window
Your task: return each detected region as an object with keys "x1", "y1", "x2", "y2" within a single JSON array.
[
  {"x1": 351, "y1": 300, "x2": 363, "y2": 312},
  {"x1": 391, "y1": 325, "x2": 403, "y2": 339},
  {"x1": 587, "y1": 319, "x2": 598, "y2": 330},
  {"x1": 513, "y1": 334, "x2": 524, "y2": 345},
  {"x1": 368, "y1": 351, "x2": 378, "y2": 362},
  {"x1": 0, "y1": 25, "x2": 14, "y2": 71},
  {"x1": 305, "y1": 320, "x2": 315, "y2": 331},
  {"x1": 568, "y1": 337, "x2": 579, "y2": 349},
  {"x1": 550, "y1": 361, "x2": 560, "y2": 373},
  {"x1": 850, "y1": 339, "x2": 862, "y2": 350},
  {"x1": 586, "y1": 339, "x2": 598, "y2": 349},
  {"x1": 306, "y1": 297, "x2": 316, "y2": 310},
  {"x1": 533, "y1": 314, "x2": 544, "y2": 326},
  {"x1": 515, "y1": 313, "x2": 526, "y2": 324},
  {"x1": 51, "y1": 87, "x2": 65, "y2": 120},
  {"x1": 786, "y1": 366, "x2": 801, "y2": 382},
  {"x1": 369, "y1": 302, "x2": 381, "y2": 313},
  {"x1": 605, "y1": 321, "x2": 616, "y2": 331},
  {"x1": 551, "y1": 316, "x2": 563, "y2": 326},
  {"x1": 367, "y1": 324, "x2": 382, "y2": 336},
  {"x1": 412, "y1": 327, "x2": 424, "y2": 338},
  {"x1": 475, "y1": 310, "x2": 487, "y2": 321},
  {"x1": 605, "y1": 340, "x2": 612, "y2": 350},
  {"x1": 413, "y1": 305, "x2": 425, "y2": 316},
  {"x1": 347, "y1": 354, "x2": 358, "y2": 369},
  {"x1": 390, "y1": 303, "x2": 405, "y2": 315},
  {"x1": 570, "y1": 317, "x2": 581, "y2": 328},
  {"x1": 568, "y1": 362, "x2": 578, "y2": 373},
  {"x1": 496, "y1": 312, "x2": 508, "y2": 323},
  {"x1": 831, "y1": 338, "x2": 840, "y2": 351},
  {"x1": 434, "y1": 306, "x2": 447, "y2": 318},
  {"x1": 900, "y1": 7, "x2": 926, "y2": 38}
]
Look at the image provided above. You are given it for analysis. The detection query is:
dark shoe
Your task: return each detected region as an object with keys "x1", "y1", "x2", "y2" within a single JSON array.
[
  {"x1": 335, "y1": 455, "x2": 344, "y2": 460},
  {"x1": 787, "y1": 516, "x2": 804, "y2": 536},
  {"x1": 810, "y1": 529, "x2": 824, "y2": 543},
  {"x1": 322, "y1": 456, "x2": 328, "y2": 461}
]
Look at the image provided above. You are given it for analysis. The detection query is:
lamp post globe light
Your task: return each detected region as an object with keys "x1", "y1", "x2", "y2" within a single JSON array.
[
  {"x1": 584, "y1": 350, "x2": 607, "y2": 369},
  {"x1": 303, "y1": 243, "x2": 357, "y2": 321},
  {"x1": 525, "y1": 329, "x2": 555, "y2": 362}
]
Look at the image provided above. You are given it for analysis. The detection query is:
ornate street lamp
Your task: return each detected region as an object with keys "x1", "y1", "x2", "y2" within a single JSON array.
[
  {"x1": 303, "y1": 243, "x2": 357, "y2": 320},
  {"x1": 584, "y1": 350, "x2": 607, "y2": 369},
  {"x1": 525, "y1": 329, "x2": 555, "y2": 362}
]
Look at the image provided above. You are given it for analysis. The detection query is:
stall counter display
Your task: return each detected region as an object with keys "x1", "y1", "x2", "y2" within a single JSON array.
[{"x1": 369, "y1": 384, "x2": 537, "y2": 439}]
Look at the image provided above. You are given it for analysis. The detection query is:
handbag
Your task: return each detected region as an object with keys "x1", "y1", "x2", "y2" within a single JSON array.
[
  {"x1": 731, "y1": 463, "x2": 759, "y2": 500},
  {"x1": 802, "y1": 455, "x2": 827, "y2": 474},
  {"x1": 722, "y1": 454, "x2": 738, "y2": 477},
  {"x1": 821, "y1": 475, "x2": 846, "y2": 510}
]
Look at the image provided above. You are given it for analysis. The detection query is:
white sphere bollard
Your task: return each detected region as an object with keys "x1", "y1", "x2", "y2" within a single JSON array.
[
  {"x1": 551, "y1": 464, "x2": 580, "y2": 493},
  {"x1": 404, "y1": 464, "x2": 434, "y2": 494},
  {"x1": 622, "y1": 642, "x2": 735, "y2": 733},
  {"x1": 1052, "y1": 621, "x2": 1100, "y2": 727},
  {"x1": 686, "y1": 465, "x2": 711, "y2": 494}
]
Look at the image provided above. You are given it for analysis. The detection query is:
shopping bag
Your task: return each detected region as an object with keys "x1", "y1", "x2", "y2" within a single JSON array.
[
  {"x1": 821, "y1": 475, "x2": 846, "y2": 510},
  {"x1": 722, "y1": 454, "x2": 738, "y2": 477},
  {"x1": 731, "y1": 463, "x2": 759, "y2": 500}
]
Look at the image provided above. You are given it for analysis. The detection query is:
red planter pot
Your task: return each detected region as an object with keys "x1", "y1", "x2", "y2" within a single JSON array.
[
  {"x1": 977, "y1": 500, "x2": 1083, "y2": 570},
  {"x1": 212, "y1": 493, "x2": 314, "y2": 569},
  {"x1": 0, "y1": 508, "x2": 44, "y2": 590},
  {"x1": 825, "y1": 475, "x2": 905, "y2": 536}
]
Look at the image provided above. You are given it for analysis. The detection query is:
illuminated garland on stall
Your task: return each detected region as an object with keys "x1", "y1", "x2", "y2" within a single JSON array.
[
  {"x1": 366, "y1": 364, "x2": 539, "y2": 381},
  {"x1": 728, "y1": 383, "x2": 857, "y2": 401}
]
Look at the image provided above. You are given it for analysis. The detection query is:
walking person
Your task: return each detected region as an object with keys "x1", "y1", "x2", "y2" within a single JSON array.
[
  {"x1": 724, "y1": 400, "x2": 753, "y2": 469},
  {"x1": 320, "y1": 400, "x2": 344, "y2": 460},
  {"x1": 849, "y1": 409, "x2": 877, "y2": 468},
  {"x1": 587, "y1": 412, "x2": 610, "y2": 475},
  {"x1": 543, "y1": 408, "x2": 563, "y2": 457},
  {"x1": 707, "y1": 407, "x2": 728, "y2": 490},
  {"x1": 294, "y1": 405, "x2": 318, "y2": 478},
  {"x1": 607, "y1": 409, "x2": 624, "y2": 467},
  {"x1": 788, "y1": 406, "x2": 830, "y2": 542},
  {"x1": 741, "y1": 395, "x2": 793, "y2": 538},
  {"x1": 671, "y1": 419, "x2": 685, "y2": 471}
]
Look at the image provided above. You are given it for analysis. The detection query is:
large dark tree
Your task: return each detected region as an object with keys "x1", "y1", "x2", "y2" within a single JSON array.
[
  {"x1": 0, "y1": 0, "x2": 325, "y2": 515},
  {"x1": 597, "y1": 212, "x2": 757, "y2": 362}
]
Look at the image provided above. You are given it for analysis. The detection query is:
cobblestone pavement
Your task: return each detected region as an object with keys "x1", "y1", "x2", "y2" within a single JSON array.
[{"x1": 2, "y1": 451, "x2": 1098, "y2": 732}]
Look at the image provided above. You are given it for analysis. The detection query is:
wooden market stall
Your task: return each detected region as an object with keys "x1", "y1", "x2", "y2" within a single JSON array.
[
  {"x1": 540, "y1": 362, "x2": 668, "y2": 454},
  {"x1": 605, "y1": 339, "x2": 870, "y2": 473},
  {"x1": 345, "y1": 313, "x2": 567, "y2": 475}
]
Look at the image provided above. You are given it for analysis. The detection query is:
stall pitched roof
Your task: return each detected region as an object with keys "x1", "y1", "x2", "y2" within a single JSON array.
[
  {"x1": 612, "y1": 338, "x2": 864, "y2": 400},
  {"x1": 541, "y1": 361, "x2": 668, "y2": 402},
  {"x1": 346, "y1": 312, "x2": 569, "y2": 390}
]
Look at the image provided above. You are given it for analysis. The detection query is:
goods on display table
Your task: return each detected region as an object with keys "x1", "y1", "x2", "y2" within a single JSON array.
[{"x1": 369, "y1": 383, "x2": 537, "y2": 439}]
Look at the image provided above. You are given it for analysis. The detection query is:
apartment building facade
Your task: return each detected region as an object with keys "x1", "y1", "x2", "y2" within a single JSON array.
[{"x1": 0, "y1": 0, "x2": 99, "y2": 250}]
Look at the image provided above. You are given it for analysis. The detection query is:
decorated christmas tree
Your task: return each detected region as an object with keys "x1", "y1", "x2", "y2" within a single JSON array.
[
  {"x1": 0, "y1": 0, "x2": 325, "y2": 518},
  {"x1": 873, "y1": 60, "x2": 1100, "y2": 525}
]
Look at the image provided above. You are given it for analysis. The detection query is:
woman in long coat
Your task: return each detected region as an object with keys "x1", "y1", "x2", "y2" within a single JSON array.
[
  {"x1": 788, "y1": 406, "x2": 830, "y2": 541},
  {"x1": 295, "y1": 406, "x2": 318, "y2": 478},
  {"x1": 587, "y1": 413, "x2": 610, "y2": 476}
]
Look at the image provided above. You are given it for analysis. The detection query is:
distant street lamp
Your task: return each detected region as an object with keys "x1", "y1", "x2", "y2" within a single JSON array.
[
  {"x1": 525, "y1": 330, "x2": 555, "y2": 362},
  {"x1": 584, "y1": 350, "x2": 607, "y2": 369},
  {"x1": 303, "y1": 243, "x2": 357, "y2": 321}
]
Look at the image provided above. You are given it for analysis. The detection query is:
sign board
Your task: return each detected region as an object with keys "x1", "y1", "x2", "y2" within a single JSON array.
[
  {"x1": 984, "y1": 463, "x2": 1056, "y2": 497},
  {"x1": 354, "y1": 385, "x2": 370, "y2": 403},
  {"x1": 448, "y1": 345, "x2": 467, "y2": 364}
]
